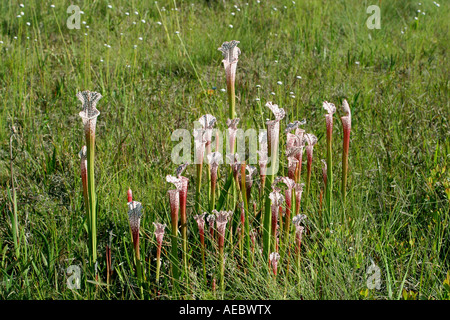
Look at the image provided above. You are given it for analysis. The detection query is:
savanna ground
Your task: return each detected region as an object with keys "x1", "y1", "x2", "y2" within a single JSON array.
[{"x1": 0, "y1": 0, "x2": 449, "y2": 300}]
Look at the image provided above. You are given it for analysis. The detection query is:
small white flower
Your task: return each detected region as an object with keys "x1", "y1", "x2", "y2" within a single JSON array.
[
  {"x1": 133, "y1": 45, "x2": 137, "y2": 49},
  {"x1": 157, "y1": 21, "x2": 162, "y2": 25},
  {"x1": 220, "y1": 88, "x2": 226, "y2": 92},
  {"x1": 355, "y1": 61, "x2": 360, "y2": 65},
  {"x1": 296, "y1": 75, "x2": 302, "y2": 79},
  {"x1": 255, "y1": 98, "x2": 260, "y2": 101},
  {"x1": 80, "y1": 11, "x2": 84, "y2": 14},
  {"x1": 19, "y1": 3, "x2": 24, "y2": 7},
  {"x1": 289, "y1": 91, "x2": 294, "y2": 95},
  {"x1": 82, "y1": 21, "x2": 86, "y2": 24},
  {"x1": 107, "y1": 5, "x2": 112, "y2": 9},
  {"x1": 50, "y1": 4, "x2": 55, "y2": 8},
  {"x1": 256, "y1": 85, "x2": 261, "y2": 88},
  {"x1": 141, "y1": 19, "x2": 146, "y2": 23},
  {"x1": 17, "y1": 15, "x2": 21, "y2": 18},
  {"x1": 20, "y1": 11, "x2": 25, "y2": 16},
  {"x1": 231, "y1": 12, "x2": 235, "y2": 16},
  {"x1": 229, "y1": 24, "x2": 233, "y2": 28},
  {"x1": 86, "y1": 25, "x2": 89, "y2": 29},
  {"x1": 132, "y1": 21, "x2": 136, "y2": 25},
  {"x1": 274, "y1": 60, "x2": 278, "y2": 63},
  {"x1": 125, "y1": 12, "x2": 129, "y2": 16},
  {"x1": 138, "y1": 37, "x2": 143, "y2": 41},
  {"x1": 0, "y1": 41, "x2": 3, "y2": 44},
  {"x1": 277, "y1": 81, "x2": 282, "y2": 85},
  {"x1": 26, "y1": 22, "x2": 31, "y2": 26},
  {"x1": 422, "y1": 12, "x2": 425, "y2": 15},
  {"x1": 134, "y1": 11, "x2": 139, "y2": 15},
  {"x1": 14, "y1": 36, "x2": 17, "y2": 40},
  {"x1": 417, "y1": 9, "x2": 421, "y2": 13},
  {"x1": 270, "y1": 92, "x2": 276, "y2": 95},
  {"x1": 291, "y1": 95, "x2": 296, "y2": 98},
  {"x1": 84, "y1": 33, "x2": 88, "y2": 36},
  {"x1": 175, "y1": 31, "x2": 180, "y2": 34},
  {"x1": 273, "y1": 7, "x2": 277, "y2": 11},
  {"x1": 100, "y1": 59, "x2": 104, "y2": 62}
]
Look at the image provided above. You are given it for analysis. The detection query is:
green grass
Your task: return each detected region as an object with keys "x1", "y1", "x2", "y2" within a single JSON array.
[{"x1": 0, "y1": 0, "x2": 449, "y2": 300}]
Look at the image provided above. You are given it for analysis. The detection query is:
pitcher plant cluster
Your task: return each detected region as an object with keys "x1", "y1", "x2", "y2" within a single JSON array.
[{"x1": 74, "y1": 40, "x2": 352, "y2": 297}]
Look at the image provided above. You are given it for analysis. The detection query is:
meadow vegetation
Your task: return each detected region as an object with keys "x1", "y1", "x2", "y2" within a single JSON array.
[{"x1": 0, "y1": 0, "x2": 449, "y2": 300}]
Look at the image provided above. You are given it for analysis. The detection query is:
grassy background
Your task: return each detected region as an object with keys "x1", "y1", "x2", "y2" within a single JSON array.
[{"x1": 0, "y1": 0, "x2": 449, "y2": 299}]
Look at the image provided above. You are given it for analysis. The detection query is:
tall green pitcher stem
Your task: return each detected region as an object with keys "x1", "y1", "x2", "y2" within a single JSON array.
[
  {"x1": 87, "y1": 133, "x2": 97, "y2": 264},
  {"x1": 326, "y1": 130, "x2": 333, "y2": 217},
  {"x1": 195, "y1": 163, "x2": 203, "y2": 214},
  {"x1": 323, "y1": 102, "x2": 336, "y2": 220},
  {"x1": 228, "y1": 86, "x2": 235, "y2": 119},
  {"x1": 171, "y1": 226, "x2": 179, "y2": 282}
]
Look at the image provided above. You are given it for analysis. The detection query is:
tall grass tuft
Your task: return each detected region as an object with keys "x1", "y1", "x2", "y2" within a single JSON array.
[{"x1": 8, "y1": 126, "x2": 19, "y2": 258}]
